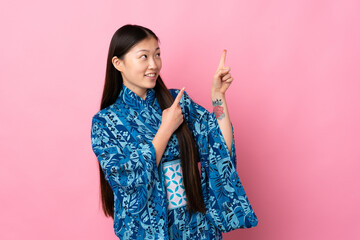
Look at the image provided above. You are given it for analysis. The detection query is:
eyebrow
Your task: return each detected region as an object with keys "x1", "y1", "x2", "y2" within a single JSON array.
[{"x1": 137, "y1": 47, "x2": 160, "y2": 53}]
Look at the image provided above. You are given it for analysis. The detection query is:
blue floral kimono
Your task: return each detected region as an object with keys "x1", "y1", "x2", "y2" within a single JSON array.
[{"x1": 91, "y1": 84, "x2": 258, "y2": 239}]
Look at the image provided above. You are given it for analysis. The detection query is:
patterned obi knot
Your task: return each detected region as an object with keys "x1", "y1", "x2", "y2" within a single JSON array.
[{"x1": 163, "y1": 159, "x2": 187, "y2": 210}]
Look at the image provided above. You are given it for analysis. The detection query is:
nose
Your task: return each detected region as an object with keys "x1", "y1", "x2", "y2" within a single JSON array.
[{"x1": 148, "y1": 57, "x2": 158, "y2": 70}]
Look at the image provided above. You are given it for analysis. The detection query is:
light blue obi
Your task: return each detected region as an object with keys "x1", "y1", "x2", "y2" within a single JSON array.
[{"x1": 162, "y1": 159, "x2": 187, "y2": 210}]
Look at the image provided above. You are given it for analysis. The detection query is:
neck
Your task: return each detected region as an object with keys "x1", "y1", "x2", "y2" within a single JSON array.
[{"x1": 123, "y1": 83, "x2": 147, "y2": 100}]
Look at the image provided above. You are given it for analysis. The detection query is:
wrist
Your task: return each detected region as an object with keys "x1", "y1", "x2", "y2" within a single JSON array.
[
  {"x1": 157, "y1": 124, "x2": 173, "y2": 139},
  {"x1": 211, "y1": 90, "x2": 225, "y2": 100}
]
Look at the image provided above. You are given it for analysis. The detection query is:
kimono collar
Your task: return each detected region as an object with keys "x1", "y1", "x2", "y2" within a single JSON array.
[{"x1": 115, "y1": 84, "x2": 156, "y2": 109}]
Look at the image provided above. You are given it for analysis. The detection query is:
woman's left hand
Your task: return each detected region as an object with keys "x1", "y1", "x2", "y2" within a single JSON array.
[{"x1": 212, "y1": 49, "x2": 233, "y2": 95}]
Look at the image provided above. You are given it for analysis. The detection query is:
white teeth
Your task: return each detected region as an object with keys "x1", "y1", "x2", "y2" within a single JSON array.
[{"x1": 146, "y1": 73, "x2": 156, "y2": 77}]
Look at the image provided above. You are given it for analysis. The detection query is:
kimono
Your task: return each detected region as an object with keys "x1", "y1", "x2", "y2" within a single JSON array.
[{"x1": 90, "y1": 84, "x2": 258, "y2": 240}]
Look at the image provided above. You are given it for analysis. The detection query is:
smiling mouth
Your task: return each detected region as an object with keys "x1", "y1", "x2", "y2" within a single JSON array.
[{"x1": 145, "y1": 73, "x2": 156, "y2": 77}]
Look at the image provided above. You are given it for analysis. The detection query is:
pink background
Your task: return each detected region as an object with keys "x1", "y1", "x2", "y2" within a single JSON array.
[{"x1": 1, "y1": 0, "x2": 359, "y2": 239}]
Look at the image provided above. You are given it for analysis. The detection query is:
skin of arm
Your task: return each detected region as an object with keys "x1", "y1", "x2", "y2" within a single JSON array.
[
  {"x1": 211, "y1": 49, "x2": 234, "y2": 154},
  {"x1": 211, "y1": 92, "x2": 233, "y2": 154},
  {"x1": 152, "y1": 124, "x2": 172, "y2": 167}
]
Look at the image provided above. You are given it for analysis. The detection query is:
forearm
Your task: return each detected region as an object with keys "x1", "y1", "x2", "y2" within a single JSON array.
[
  {"x1": 152, "y1": 125, "x2": 172, "y2": 167},
  {"x1": 211, "y1": 91, "x2": 233, "y2": 155}
]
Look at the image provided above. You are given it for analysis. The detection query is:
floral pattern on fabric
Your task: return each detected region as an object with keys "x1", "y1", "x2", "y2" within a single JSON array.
[{"x1": 91, "y1": 84, "x2": 258, "y2": 240}]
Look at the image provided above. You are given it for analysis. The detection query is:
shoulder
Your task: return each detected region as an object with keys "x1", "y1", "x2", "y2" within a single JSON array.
[
  {"x1": 90, "y1": 105, "x2": 125, "y2": 139},
  {"x1": 168, "y1": 88, "x2": 209, "y2": 118},
  {"x1": 168, "y1": 88, "x2": 192, "y2": 105},
  {"x1": 91, "y1": 103, "x2": 118, "y2": 124},
  {"x1": 169, "y1": 88, "x2": 182, "y2": 98},
  {"x1": 92, "y1": 107, "x2": 109, "y2": 120}
]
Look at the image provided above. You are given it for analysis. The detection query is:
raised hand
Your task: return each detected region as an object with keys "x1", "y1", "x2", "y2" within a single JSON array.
[
  {"x1": 212, "y1": 50, "x2": 233, "y2": 95},
  {"x1": 160, "y1": 87, "x2": 185, "y2": 134}
]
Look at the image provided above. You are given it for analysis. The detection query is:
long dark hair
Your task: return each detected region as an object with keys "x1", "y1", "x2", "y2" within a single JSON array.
[{"x1": 98, "y1": 24, "x2": 205, "y2": 218}]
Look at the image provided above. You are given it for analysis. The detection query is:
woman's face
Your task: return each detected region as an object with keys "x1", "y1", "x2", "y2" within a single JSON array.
[{"x1": 113, "y1": 37, "x2": 162, "y2": 99}]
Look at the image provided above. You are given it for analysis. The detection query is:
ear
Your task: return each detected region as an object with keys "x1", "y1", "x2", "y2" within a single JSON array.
[{"x1": 112, "y1": 56, "x2": 124, "y2": 72}]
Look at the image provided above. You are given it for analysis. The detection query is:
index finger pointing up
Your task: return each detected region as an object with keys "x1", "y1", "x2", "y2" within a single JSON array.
[
  {"x1": 172, "y1": 87, "x2": 185, "y2": 107},
  {"x1": 217, "y1": 49, "x2": 227, "y2": 69}
]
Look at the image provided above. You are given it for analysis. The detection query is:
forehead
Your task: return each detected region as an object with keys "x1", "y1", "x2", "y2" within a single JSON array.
[{"x1": 131, "y1": 37, "x2": 160, "y2": 52}]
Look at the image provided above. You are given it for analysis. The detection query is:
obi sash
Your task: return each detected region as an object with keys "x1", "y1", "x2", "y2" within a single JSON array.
[{"x1": 162, "y1": 159, "x2": 187, "y2": 210}]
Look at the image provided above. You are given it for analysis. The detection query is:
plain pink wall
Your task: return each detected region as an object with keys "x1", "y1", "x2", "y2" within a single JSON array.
[{"x1": 1, "y1": 0, "x2": 359, "y2": 239}]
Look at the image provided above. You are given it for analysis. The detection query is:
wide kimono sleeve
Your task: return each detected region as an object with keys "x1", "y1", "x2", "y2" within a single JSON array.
[
  {"x1": 175, "y1": 89, "x2": 258, "y2": 232},
  {"x1": 90, "y1": 113, "x2": 158, "y2": 215}
]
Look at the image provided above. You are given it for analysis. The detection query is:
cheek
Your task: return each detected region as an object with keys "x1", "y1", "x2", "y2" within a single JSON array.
[{"x1": 134, "y1": 62, "x2": 147, "y2": 73}]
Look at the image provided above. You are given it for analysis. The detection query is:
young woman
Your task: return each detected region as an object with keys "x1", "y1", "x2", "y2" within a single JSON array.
[{"x1": 90, "y1": 24, "x2": 258, "y2": 240}]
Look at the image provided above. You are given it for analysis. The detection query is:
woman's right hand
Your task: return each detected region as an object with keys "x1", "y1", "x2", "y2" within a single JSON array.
[
  {"x1": 152, "y1": 87, "x2": 185, "y2": 166},
  {"x1": 160, "y1": 87, "x2": 185, "y2": 134}
]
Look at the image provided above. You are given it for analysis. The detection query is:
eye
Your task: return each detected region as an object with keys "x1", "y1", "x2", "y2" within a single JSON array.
[
  {"x1": 140, "y1": 54, "x2": 147, "y2": 59},
  {"x1": 156, "y1": 52, "x2": 161, "y2": 57}
]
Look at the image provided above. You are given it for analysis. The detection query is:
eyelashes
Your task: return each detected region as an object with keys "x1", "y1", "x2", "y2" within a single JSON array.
[{"x1": 140, "y1": 53, "x2": 161, "y2": 59}]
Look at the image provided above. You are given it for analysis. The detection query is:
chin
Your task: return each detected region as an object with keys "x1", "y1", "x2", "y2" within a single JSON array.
[{"x1": 146, "y1": 81, "x2": 157, "y2": 89}]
